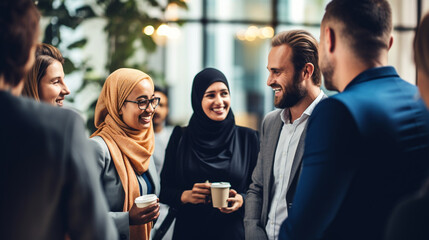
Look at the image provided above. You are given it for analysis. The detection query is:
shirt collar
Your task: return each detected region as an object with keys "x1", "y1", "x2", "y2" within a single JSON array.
[
  {"x1": 280, "y1": 90, "x2": 325, "y2": 124},
  {"x1": 345, "y1": 66, "x2": 399, "y2": 91}
]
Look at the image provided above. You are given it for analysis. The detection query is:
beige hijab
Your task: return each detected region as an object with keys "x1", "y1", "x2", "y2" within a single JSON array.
[{"x1": 91, "y1": 68, "x2": 155, "y2": 240}]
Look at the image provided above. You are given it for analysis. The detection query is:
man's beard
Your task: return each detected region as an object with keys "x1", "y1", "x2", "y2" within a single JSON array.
[
  {"x1": 275, "y1": 72, "x2": 307, "y2": 109},
  {"x1": 321, "y1": 52, "x2": 337, "y2": 91}
]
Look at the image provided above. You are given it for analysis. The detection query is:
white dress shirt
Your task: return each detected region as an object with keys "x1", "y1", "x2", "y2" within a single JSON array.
[{"x1": 265, "y1": 91, "x2": 324, "y2": 240}]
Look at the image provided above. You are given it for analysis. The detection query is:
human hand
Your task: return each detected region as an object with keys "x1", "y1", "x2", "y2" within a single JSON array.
[
  {"x1": 181, "y1": 182, "x2": 211, "y2": 204},
  {"x1": 218, "y1": 189, "x2": 243, "y2": 214},
  {"x1": 129, "y1": 199, "x2": 160, "y2": 225}
]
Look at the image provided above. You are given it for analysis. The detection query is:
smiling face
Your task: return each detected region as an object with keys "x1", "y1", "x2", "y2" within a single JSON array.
[
  {"x1": 152, "y1": 91, "x2": 168, "y2": 126},
  {"x1": 267, "y1": 44, "x2": 306, "y2": 108},
  {"x1": 120, "y1": 79, "x2": 155, "y2": 131},
  {"x1": 201, "y1": 82, "x2": 230, "y2": 121},
  {"x1": 38, "y1": 60, "x2": 70, "y2": 107}
]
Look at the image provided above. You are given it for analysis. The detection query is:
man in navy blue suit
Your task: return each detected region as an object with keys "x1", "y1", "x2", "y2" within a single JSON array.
[{"x1": 279, "y1": 0, "x2": 429, "y2": 239}]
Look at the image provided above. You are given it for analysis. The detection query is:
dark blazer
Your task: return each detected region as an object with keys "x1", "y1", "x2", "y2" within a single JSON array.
[
  {"x1": 0, "y1": 91, "x2": 117, "y2": 240},
  {"x1": 244, "y1": 108, "x2": 309, "y2": 240},
  {"x1": 280, "y1": 66, "x2": 429, "y2": 240}
]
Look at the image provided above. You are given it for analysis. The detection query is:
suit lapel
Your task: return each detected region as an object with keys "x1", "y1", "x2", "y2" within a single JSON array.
[
  {"x1": 265, "y1": 111, "x2": 284, "y2": 198},
  {"x1": 287, "y1": 122, "x2": 308, "y2": 191}
]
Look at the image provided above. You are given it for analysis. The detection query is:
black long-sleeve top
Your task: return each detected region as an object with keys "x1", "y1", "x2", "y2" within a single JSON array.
[{"x1": 160, "y1": 125, "x2": 259, "y2": 240}]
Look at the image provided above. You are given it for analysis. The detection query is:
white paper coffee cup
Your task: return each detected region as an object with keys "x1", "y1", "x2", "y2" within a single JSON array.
[
  {"x1": 135, "y1": 194, "x2": 157, "y2": 208},
  {"x1": 210, "y1": 182, "x2": 231, "y2": 208}
]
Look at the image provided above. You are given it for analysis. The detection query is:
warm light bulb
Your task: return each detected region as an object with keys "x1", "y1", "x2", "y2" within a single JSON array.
[
  {"x1": 245, "y1": 26, "x2": 259, "y2": 41},
  {"x1": 166, "y1": 3, "x2": 179, "y2": 21},
  {"x1": 260, "y1": 26, "x2": 274, "y2": 39},
  {"x1": 236, "y1": 29, "x2": 246, "y2": 41},
  {"x1": 143, "y1": 25, "x2": 155, "y2": 35},
  {"x1": 157, "y1": 24, "x2": 170, "y2": 36}
]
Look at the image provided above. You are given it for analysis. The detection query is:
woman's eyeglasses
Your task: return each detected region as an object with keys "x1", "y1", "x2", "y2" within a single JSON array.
[{"x1": 124, "y1": 97, "x2": 161, "y2": 110}]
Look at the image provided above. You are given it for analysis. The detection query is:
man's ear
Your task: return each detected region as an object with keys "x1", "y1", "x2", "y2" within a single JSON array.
[
  {"x1": 388, "y1": 35, "x2": 393, "y2": 50},
  {"x1": 326, "y1": 26, "x2": 336, "y2": 53},
  {"x1": 302, "y1": 63, "x2": 315, "y2": 81}
]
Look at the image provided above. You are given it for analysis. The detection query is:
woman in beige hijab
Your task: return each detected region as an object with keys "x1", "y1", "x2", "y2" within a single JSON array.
[{"x1": 90, "y1": 68, "x2": 160, "y2": 240}]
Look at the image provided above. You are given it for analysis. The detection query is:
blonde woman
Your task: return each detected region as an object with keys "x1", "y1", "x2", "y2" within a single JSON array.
[{"x1": 22, "y1": 43, "x2": 70, "y2": 106}]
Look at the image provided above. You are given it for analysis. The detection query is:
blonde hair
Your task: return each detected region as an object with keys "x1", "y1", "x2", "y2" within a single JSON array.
[
  {"x1": 415, "y1": 12, "x2": 429, "y2": 78},
  {"x1": 22, "y1": 43, "x2": 64, "y2": 100}
]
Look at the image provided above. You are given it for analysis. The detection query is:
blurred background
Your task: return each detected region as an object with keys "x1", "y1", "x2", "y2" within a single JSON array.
[{"x1": 35, "y1": 0, "x2": 429, "y2": 132}]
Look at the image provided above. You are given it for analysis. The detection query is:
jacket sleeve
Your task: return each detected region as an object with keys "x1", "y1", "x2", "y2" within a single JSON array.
[
  {"x1": 244, "y1": 118, "x2": 269, "y2": 240},
  {"x1": 90, "y1": 136, "x2": 130, "y2": 240},
  {"x1": 159, "y1": 126, "x2": 186, "y2": 208},
  {"x1": 108, "y1": 212, "x2": 130, "y2": 239},
  {"x1": 66, "y1": 114, "x2": 119, "y2": 240}
]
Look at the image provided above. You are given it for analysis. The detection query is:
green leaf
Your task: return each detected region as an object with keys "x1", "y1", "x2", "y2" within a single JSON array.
[
  {"x1": 175, "y1": 19, "x2": 187, "y2": 26},
  {"x1": 67, "y1": 39, "x2": 88, "y2": 49},
  {"x1": 63, "y1": 58, "x2": 77, "y2": 74},
  {"x1": 147, "y1": 0, "x2": 160, "y2": 7},
  {"x1": 75, "y1": 5, "x2": 96, "y2": 18},
  {"x1": 36, "y1": 0, "x2": 54, "y2": 13},
  {"x1": 169, "y1": 0, "x2": 188, "y2": 10},
  {"x1": 43, "y1": 23, "x2": 55, "y2": 44},
  {"x1": 141, "y1": 35, "x2": 157, "y2": 53}
]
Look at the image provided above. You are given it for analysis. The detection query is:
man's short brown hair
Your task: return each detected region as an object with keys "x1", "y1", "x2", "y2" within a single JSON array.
[
  {"x1": 322, "y1": 0, "x2": 392, "y2": 62},
  {"x1": 271, "y1": 30, "x2": 321, "y2": 86},
  {"x1": 0, "y1": 0, "x2": 40, "y2": 87}
]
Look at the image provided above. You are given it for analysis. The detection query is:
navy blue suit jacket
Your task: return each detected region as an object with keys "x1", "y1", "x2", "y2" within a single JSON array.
[{"x1": 279, "y1": 66, "x2": 429, "y2": 240}]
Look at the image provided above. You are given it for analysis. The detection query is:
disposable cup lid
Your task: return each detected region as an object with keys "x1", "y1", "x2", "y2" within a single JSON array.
[
  {"x1": 211, "y1": 182, "x2": 231, "y2": 188},
  {"x1": 135, "y1": 194, "x2": 157, "y2": 204}
]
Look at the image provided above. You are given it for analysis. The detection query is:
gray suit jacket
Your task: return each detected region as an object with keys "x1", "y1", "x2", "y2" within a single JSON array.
[
  {"x1": 90, "y1": 135, "x2": 160, "y2": 240},
  {"x1": 244, "y1": 109, "x2": 309, "y2": 240},
  {"x1": 0, "y1": 92, "x2": 118, "y2": 240}
]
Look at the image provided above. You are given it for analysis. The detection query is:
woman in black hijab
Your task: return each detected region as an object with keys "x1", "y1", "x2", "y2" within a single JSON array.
[{"x1": 159, "y1": 68, "x2": 259, "y2": 240}]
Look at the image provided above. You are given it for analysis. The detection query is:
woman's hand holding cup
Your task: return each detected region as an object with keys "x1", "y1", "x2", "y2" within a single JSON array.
[
  {"x1": 129, "y1": 198, "x2": 160, "y2": 225},
  {"x1": 181, "y1": 182, "x2": 211, "y2": 204},
  {"x1": 218, "y1": 189, "x2": 243, "y2": 214}
]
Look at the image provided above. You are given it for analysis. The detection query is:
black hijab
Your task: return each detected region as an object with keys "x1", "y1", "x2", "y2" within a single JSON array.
[{"x1": 180, "y1": 68, "x2": 237, "y2": 181}]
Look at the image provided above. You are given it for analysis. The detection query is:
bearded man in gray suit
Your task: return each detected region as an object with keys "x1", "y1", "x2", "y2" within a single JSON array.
[{"x1": 244, "y1": 30, "x2": 326, "y2": 240}]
